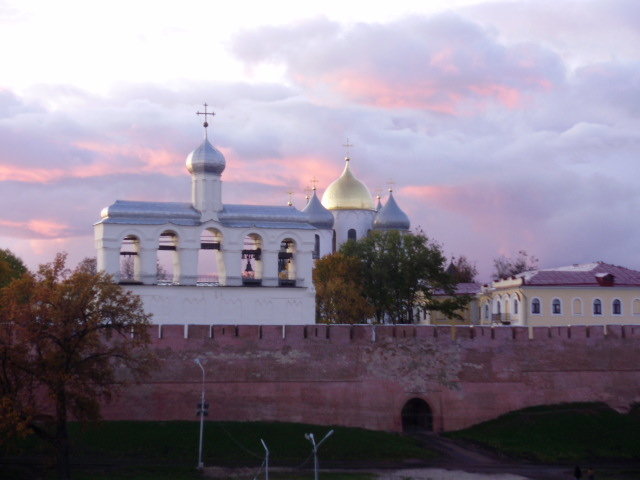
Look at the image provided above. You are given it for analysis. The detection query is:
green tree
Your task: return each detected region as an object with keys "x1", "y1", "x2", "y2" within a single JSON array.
[
  {"x1": 492, "y1": 250, "x2": 539, "y2": 281},
  {"x1": 313, "y1": 253, "x2": 374, "y2": 324},
  {"x1": 0, "y1": 248, "x2": 27, "y2": 288},
  {"x1": 341, "y1": 230, "x2": 470, "y2": 324},
  {"x1": 447, "y1": 255, "x2": 478, "y2": 283},
  {"x1": 0, "y1": 253, "x2": 156, "y2": 479}
]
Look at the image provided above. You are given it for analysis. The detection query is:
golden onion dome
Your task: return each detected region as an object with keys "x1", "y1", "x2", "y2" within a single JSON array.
[{"x1": 321, "y1": 158, "x2": 375, "y2": 210}]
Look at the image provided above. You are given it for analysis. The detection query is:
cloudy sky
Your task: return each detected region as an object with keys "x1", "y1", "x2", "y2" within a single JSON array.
[{"x1": 1, "y1": 0, "x2": 639, "y2": 281}]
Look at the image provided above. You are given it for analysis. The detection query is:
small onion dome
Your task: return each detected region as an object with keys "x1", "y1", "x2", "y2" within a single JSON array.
[
  {"x1": 375, "y1": 195, "x2": 383, "y2": 212},
  {"x1": 302, "y1": 189, "x2": 335, "y2": 229},
  {"x1": 186, "y1": 138, "x2": 226, "y2": 175},
  {"x1": 321, "y1": 158, "x2": 374, "y2": 210},
  {"x1": 373, "y1": 190, "x2": 410, "y2": 230}
]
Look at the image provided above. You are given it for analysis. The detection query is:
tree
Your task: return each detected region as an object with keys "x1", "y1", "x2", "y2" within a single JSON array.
[
  {"x1": 492, "y1": 250, "x2": 539, "y2": 281},
  {"x1": 313, "y1": 253, "x2": 374, "y2": 324},
  {"x1": 76, "y1": 256, "x2": 97, "y2": 274},
  {"x1": 85, "y1": 255, "x2": 169, "y2": 283},
  {"x1": 0, "y1": 248, "x2": 27, "y2": 288},
  {"x1": 447, "y1": 255, "x2": 478, "y2": 283},
  {"x1": 0, "y1": 253, "x2": 156, "y2": 479},
  {"x1": 118, "y1": 255, "x2": 169, "y2": 282},
  {"x1": 340, "y1": 230, "x2": 470, "y2": 324}
]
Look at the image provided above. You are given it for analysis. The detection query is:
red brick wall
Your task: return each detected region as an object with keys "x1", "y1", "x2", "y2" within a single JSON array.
[{"x1": 103, "y1": 324, "x2": 640, "y2": 432}]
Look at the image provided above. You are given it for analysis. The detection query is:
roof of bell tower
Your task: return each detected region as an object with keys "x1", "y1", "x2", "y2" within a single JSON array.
[{"x1": 185, "y1": 138, "x2": 226, "y2": 175}]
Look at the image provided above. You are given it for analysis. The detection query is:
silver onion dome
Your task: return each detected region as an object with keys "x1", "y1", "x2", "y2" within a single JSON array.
[
  {"x1": 302, "y1": 189, "x2": 335, "y2": 229},
  {"x1": 373, "y1": 190, "x2": 410, "y2": 230},
  {"x1": 186, "y1": 138, "x2": 226, "y2": 175}
]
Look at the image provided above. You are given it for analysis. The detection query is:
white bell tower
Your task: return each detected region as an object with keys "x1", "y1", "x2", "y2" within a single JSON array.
[{"x1": 186, "y1": 104, "x2": 225, "y2": 221}]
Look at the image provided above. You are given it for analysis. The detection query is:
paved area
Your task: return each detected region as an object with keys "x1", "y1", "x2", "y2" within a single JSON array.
[
  {"x1": 406, "y1": 432, "x2": 567, "y2": 480},
  {"x1": 204, "y1": 431, "x2": 639, "y2": 480}
]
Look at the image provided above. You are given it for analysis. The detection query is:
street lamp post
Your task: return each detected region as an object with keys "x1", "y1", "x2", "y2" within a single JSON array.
[
  {"x1": 304, "y1": 430, "x2": 334, "y2": 480},
  {"x1": 260, "y1": 439, "x2": 269, "y2": 480},
  {"x1": 195, "y1": 358, "x2": 206, "y2": 470}
]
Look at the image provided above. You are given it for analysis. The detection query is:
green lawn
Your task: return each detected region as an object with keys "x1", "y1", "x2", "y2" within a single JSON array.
[
  {"x1": 65, "y1": 420, "x2": 433, "y2": 465},
  {"x1": 447, "y1": 402, "x2": 640, "y2": 462},
  {"x1": 2, "y1": 420, "x2": 432, "y2": 479}
]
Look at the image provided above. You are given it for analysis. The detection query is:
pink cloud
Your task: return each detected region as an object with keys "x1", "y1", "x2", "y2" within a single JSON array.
[
  {"x1": 72, "y1": 141, "x2": 185, "y2": 177},
  {"x1": 0, "y1": 141, "x2": 189, "y2": 184},
  {"x1": 225, "y1": 154, "x2": 339, "y2": 193},
  {"x1": 233, "y1": 15, "x2": 564, "y2": 115},
  {"x1": 0, "y1": 219, "x2": 73, "y2": 238},
  {"x1": 467, "y1": 84, "x2": 522, "y2": 109},
  {"x1": 0, "y1": 164, "x2": 67, "y2": 183},
  {"x1": 305, "y1": 74, "x2": 459, "y2": 114}
]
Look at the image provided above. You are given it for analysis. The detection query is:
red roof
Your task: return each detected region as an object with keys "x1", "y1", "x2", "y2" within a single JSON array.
[{"x1": 518, "y1": 262, "x2": 640, "y2": 287}]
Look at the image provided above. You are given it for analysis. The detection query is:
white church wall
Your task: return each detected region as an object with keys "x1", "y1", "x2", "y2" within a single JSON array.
[
  {"x1": 315, "y1": 230, "x2": 333, "y2": 259},
  {"x1": 332, "y1": 209, "x2": 376, "y2": 248},
  {"x1": 127, "y1": 284, "x2": 315, "y2": 325},
  {"x1": 95, "y1": 219, "x2": 318, "y2": 325}
]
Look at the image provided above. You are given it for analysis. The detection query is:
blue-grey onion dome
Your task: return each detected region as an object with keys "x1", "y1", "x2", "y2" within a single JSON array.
[
  {"x1": 302, "y1": 190, "x2": 335, "y2": 229},
  {"x1": 375, "y1": 195, "x2": 383, "y2": 212},
  {"x1": 186, "y1": 138, "x2": 226, "y2": 175},
  {"x1": 373, "y1": 191, "x2": 410, "y2": 230}
]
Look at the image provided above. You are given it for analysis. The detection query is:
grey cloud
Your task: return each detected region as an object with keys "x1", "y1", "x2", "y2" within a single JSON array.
[
  {"x1": 2, "y1": 9, "x2": 640, "y2": 280},
  {"x1": 231, "y1": 14, "x2": 566, "y2": 111}
]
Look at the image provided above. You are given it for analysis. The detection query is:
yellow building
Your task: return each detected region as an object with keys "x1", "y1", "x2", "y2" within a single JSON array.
[{"x1": 478, "y1": 262, "x2": 640, "y2": 326}]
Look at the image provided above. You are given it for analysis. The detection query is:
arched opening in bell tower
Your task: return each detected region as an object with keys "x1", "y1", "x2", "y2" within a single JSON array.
[
  {"x1": 241, "y1": 233, "x2": 263, "y2": 286},
  {"x1": 198, "y1": 228, "x2": 223, "y2": 285},
  {"x1": 401, "y1": 398, "x2": 433, "y2": 432},
  {"x1": 119, "y1": 234, "x2": 140, "y2": 283},
  {"x1": 278, "y1": 238, "x2": 296, "y2": 287},
  {"x1": 157, "y1": 230, "x2": 179, "y2": 284}
]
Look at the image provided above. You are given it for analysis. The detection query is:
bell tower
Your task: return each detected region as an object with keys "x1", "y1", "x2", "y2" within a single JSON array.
[{"x1": 186, "y1": 104, "x2": 225, "y2": 221}]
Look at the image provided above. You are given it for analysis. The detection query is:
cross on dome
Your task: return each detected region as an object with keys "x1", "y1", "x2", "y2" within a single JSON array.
[
  {"x1": 196, "y1": 102, "x2": 216, "y2": 139},
  {"x1": 386, "y1": 179, "x2": 396, "y2": 193},
  {"x1": 343, "y1": 138, "x2": 354, "y2": 160}
]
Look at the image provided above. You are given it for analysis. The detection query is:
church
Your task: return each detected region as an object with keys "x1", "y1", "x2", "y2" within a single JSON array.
[{"x1": 94, "y1": 108, "x2": 411, "y2": 326}]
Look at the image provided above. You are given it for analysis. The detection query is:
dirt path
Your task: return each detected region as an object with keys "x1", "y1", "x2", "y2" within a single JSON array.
[
  {"x1": 401, "y1": 433, "x2": 569, "y2": 480},
  {"x1": 204, "y1": 432, "x2": 630, "y2": 480}
]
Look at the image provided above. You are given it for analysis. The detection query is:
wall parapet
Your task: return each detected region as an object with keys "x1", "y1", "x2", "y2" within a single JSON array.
[{"x1": 149, "y1": 323, "x2": 640, "y2": 345}]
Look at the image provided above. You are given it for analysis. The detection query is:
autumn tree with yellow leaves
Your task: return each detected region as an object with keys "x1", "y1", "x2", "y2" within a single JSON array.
[{"x1": 0, "y1": 253, "x2": 156, "y2": 480}]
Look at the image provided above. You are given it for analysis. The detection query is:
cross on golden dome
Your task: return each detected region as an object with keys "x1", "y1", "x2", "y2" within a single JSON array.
[{"x1": 343, "y1": 138, "x2": 354, "y2": 160}]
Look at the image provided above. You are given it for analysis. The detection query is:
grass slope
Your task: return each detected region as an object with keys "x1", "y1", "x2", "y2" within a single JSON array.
[
  {"x1": 2, "y1": 421, "x2": 433, "y2": 479},
  {"x1": 66, "y1": 420, "x2": 433, "y2": 465},
  {"x1": 447, "y1": 402, "x2": 640, "y2": 462}
]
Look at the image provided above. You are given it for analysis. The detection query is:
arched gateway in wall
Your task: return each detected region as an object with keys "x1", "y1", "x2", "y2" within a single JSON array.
[{"x1": 401, "y1": 398, "x2": 433, "y2": 432}]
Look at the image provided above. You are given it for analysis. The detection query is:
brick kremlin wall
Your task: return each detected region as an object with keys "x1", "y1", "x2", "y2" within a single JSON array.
[{"x1": 103, "y1": 324, "x2": 640, "y2": 432}]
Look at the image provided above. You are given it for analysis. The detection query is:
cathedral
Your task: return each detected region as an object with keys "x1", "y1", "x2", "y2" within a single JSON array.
[{"x1": 94, "y1": 109, "x2": 411, "y2": 326}]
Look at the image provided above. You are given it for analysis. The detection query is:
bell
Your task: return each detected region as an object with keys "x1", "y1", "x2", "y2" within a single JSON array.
[{"x1": 245, "y1": 259, "x2": 253, "y2": 273}]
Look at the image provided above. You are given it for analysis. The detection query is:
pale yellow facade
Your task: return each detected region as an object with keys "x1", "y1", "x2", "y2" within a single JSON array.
[{"x1": 478, "y1": 280, "x2": 640, "y2": 326}]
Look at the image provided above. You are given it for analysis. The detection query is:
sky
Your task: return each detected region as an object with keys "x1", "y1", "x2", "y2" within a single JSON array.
[{"x1": 1, "y1": 0, "x2": 639, "y2": 282}]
